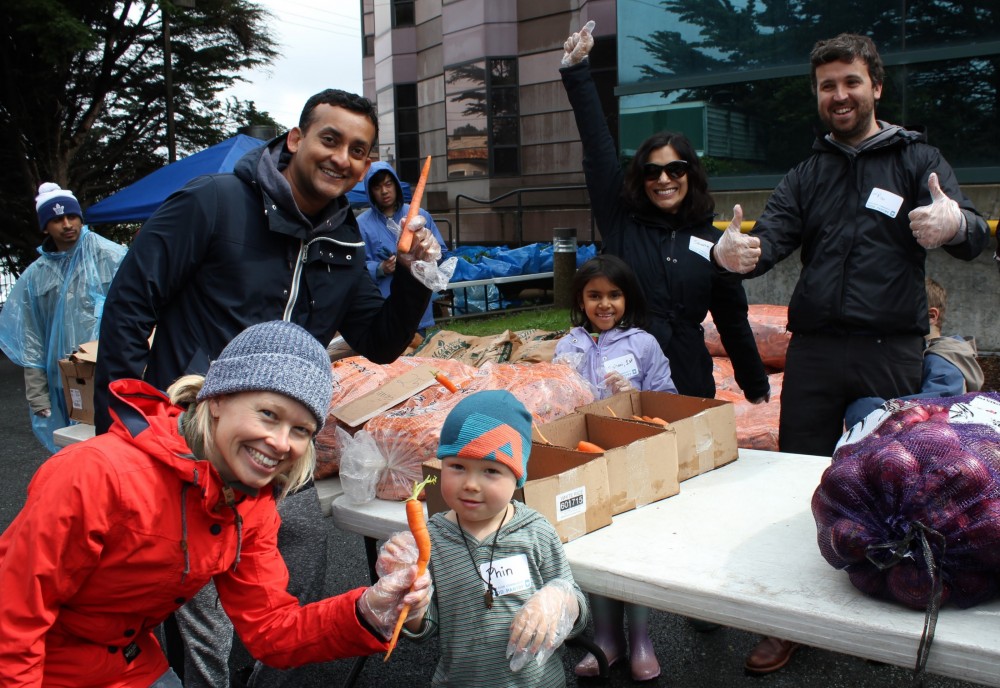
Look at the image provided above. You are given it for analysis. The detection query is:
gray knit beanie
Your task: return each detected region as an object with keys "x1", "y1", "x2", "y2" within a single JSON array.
[{"x1": 197, "y1": 321, "x2": 333, "y2": 430}]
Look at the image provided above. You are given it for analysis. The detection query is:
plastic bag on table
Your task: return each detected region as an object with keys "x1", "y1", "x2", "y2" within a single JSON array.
[{"x1": 336, "y1": 427, "x2": 386, "y2": 504}]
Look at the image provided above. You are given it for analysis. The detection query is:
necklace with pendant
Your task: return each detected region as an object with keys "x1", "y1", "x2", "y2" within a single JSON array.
[{"x1": 457, "y1": 503, "x2": 510, "y2": 609}]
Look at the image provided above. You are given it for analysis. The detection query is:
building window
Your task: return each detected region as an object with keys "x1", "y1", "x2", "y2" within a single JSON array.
[
  {"x1": 392, "y1": 0, "x2": 414, "y2": 28},
  {"x1": 395, "y1": 83, "x2": 420, "y2": 183},
  {"x1": 445, "y1": 57, "x2": 520, "y2": 178},
  {"x1": 617, "y1": 0, "x2": 1000, "y2": 186}
]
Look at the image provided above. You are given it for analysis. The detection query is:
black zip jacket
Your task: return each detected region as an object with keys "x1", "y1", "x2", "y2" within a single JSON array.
[
  {"x1": 749, "y1": 126, "x2": 989, "y2": 335},
  {"x1": 94, "y1": 136, "x2": 430, "y2": 432},
  {"x1": 561, "y1": 61, "x2": 769, "y2": 400}
]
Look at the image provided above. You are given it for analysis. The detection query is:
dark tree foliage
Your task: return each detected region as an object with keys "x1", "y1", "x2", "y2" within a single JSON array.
[{"x1": 0, "y1": 1, "x2": 279, "y2": 275}]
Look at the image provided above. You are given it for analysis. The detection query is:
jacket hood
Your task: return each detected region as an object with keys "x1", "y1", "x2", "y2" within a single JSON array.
[
  {"x1": 814, "y1": 121, "x2": 923, "y2": 156},
  {"x1": 362, "y1": 161, "x2": 403, "y2": 215},
  {"x1": 37, "y1": 226, "x2": 90, "y2": 257}
]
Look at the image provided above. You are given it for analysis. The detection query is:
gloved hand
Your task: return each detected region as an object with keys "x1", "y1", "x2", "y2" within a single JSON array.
[
  {"x1": 603, "y1": 370, "x2": 635, "y2": 395},
  {"x1": 35, "y1": 408, "x2": 51, "y2": 418},
  {"x1": 396, "y1": 215, "x2": 444, "y2": 265},
  {"x1": 376, "y1": 531, "x2": 419, "y2": 577},
  {"x1": 712, "y1": 204, "x2": 760, "y2": 274},
  {"x1": 908, "y1": 172, "x2": 964, "y2": 249},
  {"x1": 357, "y1": 534, "x2": 433, "y2": 638},
  {"x1": 561, "y1": 21, "x2": 595, "y2": 67},
  {"x1": 506, "y1": 579, "x2": 579, "y2": 672},
  {"x1": 748, "y1": 389, "x2": 770, "y2": 405}
]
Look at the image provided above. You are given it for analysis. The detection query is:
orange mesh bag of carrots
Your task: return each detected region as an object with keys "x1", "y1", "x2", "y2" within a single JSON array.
[
  {"x1": 717, "y1": 372, "x2": 783, "y2": 451},
  {"x1": 368, "y1": 361, "x2": 595, "y2": 499},
  {"x1": 313, "y1": 356, "x2": 473, "y2": 479},
  {"x1": 702, "y1": 304, "x2": 791, "y2": 370}
]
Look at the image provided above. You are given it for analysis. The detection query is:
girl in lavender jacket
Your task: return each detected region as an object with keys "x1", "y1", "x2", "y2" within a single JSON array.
[
  {"x1": 553, "y1": 254, "x2": 676, "y2": 681},
  {"x1": 555, "y1": 255, "x2": 678, "y2": 400}
]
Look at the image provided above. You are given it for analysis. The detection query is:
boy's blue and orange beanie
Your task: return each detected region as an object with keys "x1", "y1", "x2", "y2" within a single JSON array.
[{"x1": 437, "y1": 390, "x2": 532, "y2": 487}]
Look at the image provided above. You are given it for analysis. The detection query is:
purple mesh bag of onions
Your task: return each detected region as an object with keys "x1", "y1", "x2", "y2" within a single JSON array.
[{"x1": 813, "y1": 392, "x2": 1000, "y2": 678}]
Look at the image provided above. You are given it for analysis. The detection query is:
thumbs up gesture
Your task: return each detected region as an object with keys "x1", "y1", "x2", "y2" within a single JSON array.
[
  {"x1": 713, "y1": 205, "x2": 761, "y2": 273},
  {"x1": 907, "y1": 172, "x2": 963, "y2": 249},
  {"x1": 561, "y1": 21, "x2": 595, "y2": 67}
]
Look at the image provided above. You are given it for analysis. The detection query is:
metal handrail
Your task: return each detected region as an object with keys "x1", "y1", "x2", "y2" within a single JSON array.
[{"x1": 454, "y1": 184, "x2": 596, "y2": 247}]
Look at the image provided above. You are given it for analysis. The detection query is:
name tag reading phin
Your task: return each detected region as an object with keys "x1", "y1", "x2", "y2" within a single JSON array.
[
  {"x1": 480, "y1": 554, "x2": 532, "y2": 598},
  {"x1": 556, "y1": 485, "x2": 587, "y2": 521},
  {"x1": 689, "y1": 235, "x2": 713, "y2": 261},
  {"x1": 865, "y1": 187, "x2": 904, "y2": 218},
  {"x1": 604, "y1": 354, "x2": 639, "y2": 380}
]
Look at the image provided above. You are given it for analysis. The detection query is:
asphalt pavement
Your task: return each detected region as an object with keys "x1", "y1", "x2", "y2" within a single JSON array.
[{"x1": 0, "y1": 351, "x2": 980, "y2": 687}]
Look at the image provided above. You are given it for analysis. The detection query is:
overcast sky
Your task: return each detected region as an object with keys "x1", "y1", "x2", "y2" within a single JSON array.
[{"x1": 223, "y1": 0, "x2": 364, "y2": 131}]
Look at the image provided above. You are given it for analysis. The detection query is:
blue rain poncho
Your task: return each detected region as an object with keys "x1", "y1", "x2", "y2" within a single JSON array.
[{"x1": 0, "y1": 227, "x2": 126, "y2": 451}]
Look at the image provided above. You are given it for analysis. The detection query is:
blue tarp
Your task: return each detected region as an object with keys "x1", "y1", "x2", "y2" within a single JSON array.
[{"x1": 85, "y1": 135, "x2": 409, "y2": 224}]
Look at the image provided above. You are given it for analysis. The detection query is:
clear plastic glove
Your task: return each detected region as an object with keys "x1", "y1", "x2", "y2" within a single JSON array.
[
  {"x1": 561, "y1": 20, "x2": 595, "y2": 67},
  {"x1": 411, "y1": 255, "x2": 458, "y2": 292},
  {"x1": 603, "y1": 370, "x2": 635, "y2": 395},
  {"x1": 35, "y1": 408, "x2": 51, "y2": 418},
  {"x1": 908, "y1": 172, "x2": 963, "y2": 249},
  {"x1": 358, "y1": 547, "x2": 432, "y2": 639},
  {"x1": 713, "y1": 204, "x2": 760, "y2": 273},
  {"x1": 395, "y1": 215, "x2": 442, "y2": 263},
  {"x1": 377, "y1": 531, "x2": 419, "y2": 577},
  {"x1": 506, "y1": 579, "x2": 579, "y2": 672}
]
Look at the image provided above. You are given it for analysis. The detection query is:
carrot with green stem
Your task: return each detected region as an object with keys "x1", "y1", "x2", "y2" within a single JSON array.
[
  {"x1": 396, "y1": 155, "x2": 432, "y2": 253},
  {"x1": 384, "y1": 474, "x2": 437, "y2": 661}
]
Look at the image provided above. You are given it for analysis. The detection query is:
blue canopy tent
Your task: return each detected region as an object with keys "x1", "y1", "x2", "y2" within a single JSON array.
[
  {"x1": 85, "y1": 134, "x2": 410, "y2": 223},
  {"x1": 85, "y1": 135, "x2": 266, "y2": 224}
]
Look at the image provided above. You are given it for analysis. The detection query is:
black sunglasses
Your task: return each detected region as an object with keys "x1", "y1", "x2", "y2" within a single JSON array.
[{"x1": 642, "y1": 160, "x2": 690, "y2": 181}]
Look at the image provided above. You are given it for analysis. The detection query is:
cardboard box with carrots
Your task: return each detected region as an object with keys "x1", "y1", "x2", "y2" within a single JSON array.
[
  {"x1": 532, "y1": 413, "x2": 679, "y2": 516},
  {"x1": 576, "y1": 392, "x2": 737, "y2": 481}
]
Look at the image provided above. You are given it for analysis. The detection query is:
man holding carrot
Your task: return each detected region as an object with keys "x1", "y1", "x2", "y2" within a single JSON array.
[{"x1": 94, "y1": 88, "x2": 441, "y2": 687}]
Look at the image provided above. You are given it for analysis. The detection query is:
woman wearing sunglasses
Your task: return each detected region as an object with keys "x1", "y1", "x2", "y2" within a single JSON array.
[{"x1": 559, "y1": 21, "x2": 770, "y2": 406}]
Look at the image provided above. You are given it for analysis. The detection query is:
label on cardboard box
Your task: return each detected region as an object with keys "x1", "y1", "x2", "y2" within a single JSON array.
[
  {"x1": 69, "y1": 388, "x2": 84, "y2": 411},
  {"x1": 556, "y1": 486, "x2": 586, "y2": 521}
]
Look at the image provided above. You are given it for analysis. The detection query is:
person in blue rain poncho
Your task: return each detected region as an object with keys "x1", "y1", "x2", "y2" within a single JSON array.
[
  {"x1": 0, "y1": 183, "x2": 126, "y2": 451},
  {"x1": 358, "y1": 161, "x2": 450, "y2": 333}
]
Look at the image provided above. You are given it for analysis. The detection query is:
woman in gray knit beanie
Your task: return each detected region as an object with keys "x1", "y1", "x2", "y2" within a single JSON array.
[{"x1": 169, "y1": 320, "x2": 334, "y2": 498}]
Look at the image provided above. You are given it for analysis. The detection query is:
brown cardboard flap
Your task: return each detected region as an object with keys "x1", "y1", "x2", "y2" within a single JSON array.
[
  {"x1": 69, "y1": 340, "x2": 99, "y2": 364},
  {"x1": 331, "y1": 364, "x2": 437, "y2": 427}
]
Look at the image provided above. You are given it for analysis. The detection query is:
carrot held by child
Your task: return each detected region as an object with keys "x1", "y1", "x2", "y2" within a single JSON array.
[
  {"x1": 383, "y1": 475, "x2": 437, "y2": 660},
  {"x1": 507, "y1": 579, "x2": 580, "y2": 672}
]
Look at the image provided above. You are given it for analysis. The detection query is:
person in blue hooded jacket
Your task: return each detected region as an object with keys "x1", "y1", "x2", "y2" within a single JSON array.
[
  {"x1": 358, "y1": 161, "x2": 450, "y2": 333},
  {"x1": 0, "y1": 183, "x2": 126, "y2": 451}
]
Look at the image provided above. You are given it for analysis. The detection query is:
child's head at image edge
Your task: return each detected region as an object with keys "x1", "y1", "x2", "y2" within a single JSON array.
[{"x1": 437, "y1": 390, "x2": 533, "y2": 518}]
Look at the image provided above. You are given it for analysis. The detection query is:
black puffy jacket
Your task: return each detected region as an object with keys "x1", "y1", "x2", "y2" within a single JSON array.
[
  {"x1": 561, "y1": 61, "x2": 769, "y2": 400},
  {"x1": 95, "y1": 136, "x2": 430, "y2": 432},
  {"x1": 749, "y1": 126, "x2": 989, "y2": 335}
]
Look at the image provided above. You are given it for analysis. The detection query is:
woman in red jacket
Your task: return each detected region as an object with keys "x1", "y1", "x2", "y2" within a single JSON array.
[{"x1": 0, "y1": 320, "x2": 430, "y2": 687}]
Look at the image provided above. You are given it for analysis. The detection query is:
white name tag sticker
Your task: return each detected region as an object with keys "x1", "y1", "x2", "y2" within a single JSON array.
[
  {"x1": 70, "y1": 388, "x2": 84, "y2": 410},
  {"x1": 481, "y1": 554, "x2": 532, "y2": 598},
  {"x1": 865, "y1": 188, "x2": 904, "y2": 218},
  {"x1": 604, "y1": 354, "x2": 639, "y2": 379},
  {"x1": 689, "y1": 235, "x2": 713, "y2": 261}
]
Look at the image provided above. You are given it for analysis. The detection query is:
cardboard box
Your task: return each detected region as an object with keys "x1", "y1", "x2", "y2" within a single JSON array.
[
  {"x1": 422, "y1": 443, "x2": 613, "y2": 543},
  {"x1": 533, "y1": 413, "x2": 679, "y2": 515},
  {"x1": 577, "y1": 392, "x2": 738, "y2": 481},
  {"x1": 58, "y1": 340, "x2": 99, "y2": 424}
]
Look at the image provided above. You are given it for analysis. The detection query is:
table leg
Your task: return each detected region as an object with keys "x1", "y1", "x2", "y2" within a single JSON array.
[{"x1": 341, "y1": 536, "x2": 382, "y2": 688}]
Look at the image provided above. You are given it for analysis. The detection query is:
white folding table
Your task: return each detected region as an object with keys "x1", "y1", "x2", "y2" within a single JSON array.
[{"x1": 330, "y1": 449, "x2": 1000, "y2": 687}]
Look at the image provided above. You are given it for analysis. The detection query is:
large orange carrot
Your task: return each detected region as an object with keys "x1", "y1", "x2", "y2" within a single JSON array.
[
  {"x1": 576, "y1": 440, "x2": 605, "y2": 453},
  {"x1": 384, "y1": 474, "x2": 437, "y2": 661},
  {"x1": 396, "y1": 155, "x2": 432, "y2": 253}
]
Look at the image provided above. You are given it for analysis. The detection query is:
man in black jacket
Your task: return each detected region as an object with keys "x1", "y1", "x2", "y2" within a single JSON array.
[
  {"x1": 95, "y1": 89, "x2": 439, "y2": 687},
  {"x1": 712, "y1": 33, "x2": 990, "y2": 674}
]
